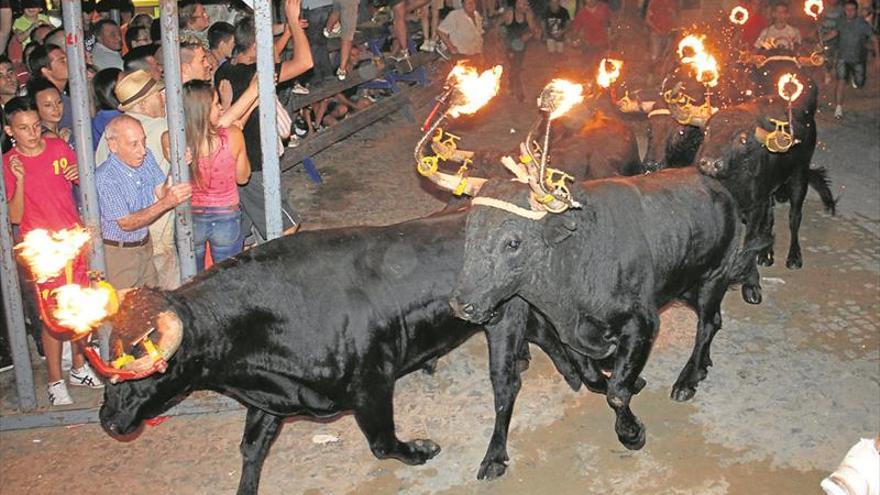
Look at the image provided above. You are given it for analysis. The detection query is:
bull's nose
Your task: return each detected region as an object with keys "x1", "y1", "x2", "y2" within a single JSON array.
[
  {"x1": 698, "y1": 157, "x2": 724, "y2": 175},
  {"x1": 449, "y1": 297, "x2": 475, "y2": 318},
  {"x1": 643, "y1": 160, "x2": 661, "y2": 173}
]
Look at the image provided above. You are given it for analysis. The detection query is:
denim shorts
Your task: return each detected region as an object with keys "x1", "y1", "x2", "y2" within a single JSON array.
[
  {"x1": 835, "y1": 60, "x2": 866, "y2": 88},
  {"x1": 192, "y1": 207, "x2": 243, "y2": 271}
]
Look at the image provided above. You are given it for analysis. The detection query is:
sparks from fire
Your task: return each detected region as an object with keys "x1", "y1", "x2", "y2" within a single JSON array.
[
  {"x1": 778, "y1": 73, "x2": 804, "y2": 102},
  {"x1": 446, "y1": 64, "x2": 503, "y2": 118},
  {"x1": 15, "y1": 227, "x2": 90, "y2": 283},
  {"x1": 597, "y1": 58, "x2": 623, "y2": 88}
]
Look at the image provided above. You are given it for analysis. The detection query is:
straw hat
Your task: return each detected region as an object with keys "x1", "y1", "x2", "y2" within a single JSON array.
[{"x1": 115, "y1": 70, "x2": 165, "y2": 112}]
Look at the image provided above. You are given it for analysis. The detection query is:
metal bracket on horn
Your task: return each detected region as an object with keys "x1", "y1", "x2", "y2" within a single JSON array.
[
  {"x1": 754, "y1": 118, "x2": 798, "y2": 153},
  {"x1": 663, "y1": 89, "x2": 717, "y2": 128}
]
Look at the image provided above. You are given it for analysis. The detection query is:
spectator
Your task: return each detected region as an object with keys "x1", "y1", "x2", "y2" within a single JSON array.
[
  {"x1": 12, "y1": 0, "x2": 51, "y2": 49},
  {"x1": 182, "y1": 80, "x2": 251, "y2": 270},
  {"x1": 96, "y1": 115, "x2": 191, "y2": 289},
  {"x1": 820, "y1": 0, "x2": 844, "y2": 84},
  {"x1": 570, "y1": 0, "x2": 611, "y2": 65},
  {"x1": 501, "y1": 0, "x2": 540, "y2": 102},
  {"x1": 123, "y1": 44, "x2": 163, "y2": 81},
  {"x1": 544, "y1": 0, "x2": 570, "y2": 54},
  {"x1": 0, "y1": 0, "x2": 11, "y2": 57},
  {"x1": 0, "y1": 56, "x2": 17, "y2": 153},
  {"x1": 436, "y1": 0, "x2": 484, "y2": 57},
  {"x1": 832, "y1": 0, "x2": 878, "y2": 118},
  {"x1": 180, "y1": 0, "x2": 211, "y2": 47},
  {"x1": 26, "y1": 43, "x2": 73, "y2": 131},
  {"x1": 124, "y1": 24, "x2": 151, "y2": 52},
  {"x1": 645, "y1": 0, "x2": 678, "y2": 63},
  {"x1": 180, "y1": 38, "x2": 212, "y2": 83},
  {"x1": 389, "y1": 0, "x2": 434, "y2": 62},
  {"x1": 208, "y1": 21, "x2": 235, "y2": 69},
  {"x1": 43, "y1": 26, "x2": 65, "y2": 50},
  {"x1": 27, "y1": 77, "x2": 70, "y2": 144},
  {"x1": 754, "y1": 2, "x2": 801, "y2": 50},
  {"x1": 416, "y1": 0, "x2": 443, "y2": 53},
  {"x1": 28, "y1": 23, "x2": 51, "y2": 46},
  {"x1": 214, "y1": 0, "x2": 312, "y2": 243},
  {"x1": 95, "y1": 70, "x2": 180, "y2": 290},
  {"x1": 326, "y1": 0, "x2": 358, "y2": 80},
  {"x1": 3, "y1": 96, "x2": 104, "y2": 406},
  {"x1": 740, "y1": 0, "x2": 768, "y2": 48},
  {"x1": 303, "y1": 0, "x2": 335, "y2": 82},
  {"x1": 91, "y1": 67, "x2": 122, "y2": 149},
  {"x1": 92, "y1": 19, "x2": 124, "y2": 70}
]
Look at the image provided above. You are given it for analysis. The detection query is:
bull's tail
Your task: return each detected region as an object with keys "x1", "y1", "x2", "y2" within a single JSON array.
[{"x1": 807, "y1": 167, "x2": 838, "y2": 215}]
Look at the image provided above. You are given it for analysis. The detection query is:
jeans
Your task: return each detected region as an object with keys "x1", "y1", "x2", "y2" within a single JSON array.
[
  {"x1": 303, "y1": 6, "x2": 334, "y2": 82},
  {"x1": 193, "y1": 208, "x2": 244, "y2": 271}
]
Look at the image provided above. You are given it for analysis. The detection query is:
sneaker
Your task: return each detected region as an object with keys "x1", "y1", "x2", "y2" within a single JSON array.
[
  {"x1": 434, "y1": 42, "x2": 450, "y2": 60},
  {"x1": 387, "y1": 49, "x2": 410, "y2": 62},
  {"x1": 48, "y1": 380, "x2": 73, "y2": 406},
  {"x1": 288, "y1": 135, "x2": 302, "y2": 148},
  {"x1": 323, "y1": 22, "x2": 342, "y2": 38},
  {"x1": 292, "y1": 82, "x2": 310, "y2": 95},
  {"x1": 851, "y1": 80, "x2": 858, "y2": 89},
  {"x1": 336, "y1": 66, "x2": 347, "y2": 81},
  {"x1": 69, "y1": 363, "x2": 104, "y2": 388},
  {"x1": 834, "y1": 104, "x2": 843, "y2": 119},
  {"x1": 419, "y1": 39, "x2": 435, "y2": 52}
]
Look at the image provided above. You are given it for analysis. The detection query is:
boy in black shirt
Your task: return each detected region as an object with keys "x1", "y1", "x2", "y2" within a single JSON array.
[{"x1": 545, "y1": 0, "x2": 570, "y2": 54}]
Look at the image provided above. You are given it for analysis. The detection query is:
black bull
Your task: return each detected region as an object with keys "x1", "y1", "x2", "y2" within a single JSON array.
[
  {"x1": 451, "y1": 168, "x2": 749, "y2": 449},
  {"x1": 99, "y1": 209, "x2": 641, "y2": 493}
]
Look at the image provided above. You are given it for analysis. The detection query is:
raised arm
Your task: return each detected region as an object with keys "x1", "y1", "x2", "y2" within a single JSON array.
[{"x1": 277, "y1": 0, "x2": 314, "y2": 83}]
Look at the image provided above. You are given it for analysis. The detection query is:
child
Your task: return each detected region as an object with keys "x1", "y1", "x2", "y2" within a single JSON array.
[
  {"x1": 12, "y1": 0, "x2": 52, "y2": 49},
  {"x1": 545, "y1": 0, "x2": 571, "y2": 54},
  {"x1": 754, "y1": 2, "x2": 802, "y2": 50},
  {"x1": 832, "y1": 0, "x2": 879, "y2": 118},
  {"x1": 3, "y1": 96, "x2": 104, "y2": 406}
]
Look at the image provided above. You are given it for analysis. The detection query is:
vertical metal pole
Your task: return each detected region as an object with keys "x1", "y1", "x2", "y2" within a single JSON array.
[
  {"x1": 62, "y1": 0, "x2": 111, "y2": 359},
  {"x1": 0, "y1": 170, "x2": 37, "y2": 412},
  {"x1": 254, "y1": 0, "x2": 283, "y2": 240},
  {"x1": 159, "y1": 0, "x2": 197, "y2": 281}
]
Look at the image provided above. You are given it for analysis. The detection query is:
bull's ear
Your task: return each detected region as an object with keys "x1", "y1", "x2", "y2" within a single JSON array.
[{"x1": 542, "y1": 216, "x2": 578, "y2": 245}]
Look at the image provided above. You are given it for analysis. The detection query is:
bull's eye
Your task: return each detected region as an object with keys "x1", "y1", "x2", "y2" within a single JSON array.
[
  {"x1": 506, "y1": 239, "x2": 521, "y2": 250},
  {"x1": 738, "y1": 133, "x2": 749, "y2": 145},
  {"x1": 678, "y1": 129, "x2": 685, "y2": 136}
]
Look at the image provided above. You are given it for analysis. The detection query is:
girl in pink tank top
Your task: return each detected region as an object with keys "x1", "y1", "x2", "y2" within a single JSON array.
[{"x1": 183, "y1": 80, "x2": 252, "y2": 271}]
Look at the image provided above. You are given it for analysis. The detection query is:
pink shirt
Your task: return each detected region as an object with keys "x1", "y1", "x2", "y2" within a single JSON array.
[{"x1": 191, "y1": 128, "x2": 240, "y2": 208}]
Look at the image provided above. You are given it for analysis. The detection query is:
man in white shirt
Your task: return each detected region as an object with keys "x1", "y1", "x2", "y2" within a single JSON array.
[
  {"x1": 754, "y1": 3, "x2": 802, "y2": 50},
  {"x1": 91, "y1": 19, "x2": 124, "y2": 70},
  {"x1": 437, "y1": 0, "x2": 484, "y2": 56}
]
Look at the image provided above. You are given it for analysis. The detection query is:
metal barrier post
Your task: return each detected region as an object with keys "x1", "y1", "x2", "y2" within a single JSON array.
[
  {"x1": 0, "y1": 168, "x2": 36, "y2": 412},
  {"x1": 254, "y1": 0, "x2": 283, "y2": 240},
  {"x1": 159, "y1": 0, "x2": 197, "y2": 281}
]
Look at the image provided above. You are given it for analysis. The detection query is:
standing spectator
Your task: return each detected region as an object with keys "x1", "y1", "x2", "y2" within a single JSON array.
[
  {"x1": 501, "y1": 0, "x2": 539, "y2": 102},
  {"x1": 416, "y1": 0, "x2": 444, "y2": 53},
  {"x1": 821, "y1": 0, "x2": 845, "y2": 84},
  {"x1": 182, "y1": 80, "x2": 251, "y2": 270},
  {"x1": 754, "y1": 3, "x2": 801, "y2": 50},
  {"x1": 740, "y1": 0, "x2": 768, "y2": 48},
  {"x1": 389, "y1": 0, "x2": 434, "y2": 62},
  {"x1": 436, "y1": 0, "x2": 484, "y2": 57},
  {"x1": 832, "y1": 0, "x2": 878, "y2": 118},
  {"x1": 96, "y1": 115, "x2": 192, "y2": 289},
  {"x1": 303, "y1": 0, "x2": 335, "y2": 82},
  {"x1": 91, "y1": 68, "x2": 122, "y2": 149},
  {"x1": 0, "y1": 56, "x2": 16, "y2": 153},
  {"x1": 208, "y1": 21, "x2": 235, "y2": 70},
  {"x1": 95, "y1": 70, "x2": 180, "y2": 289},
  {"x1": 91, "y1": 19, "x2": 124, "y2": 70},
  {"x1": 215, "y1": 0, "x2": 312, "y2": 243},
  {"x1": 27, "y1": 44, "x2": 73, "y2": 131},
  {"x1": 0, "y1": 0, "x2": 11, "y2": 57},
  {"x1": 326, "y1": 0, "x2": 358, "y2": 80},
  {"x1": 180, "y1": 39, "x2": 213, "y2": 83},
  {"x1": 43, "y1": 26, "x2": 66, "y2": 51},
  {"x1": 12, "y1": 0, "x2": 51, "y2": 49},
  {"x1": 4, "y1": 96, "x2": 105, "y2": 406},
  {"x1": 645, "y1": 0, "x2": 678, "y2": 63},
  {"x1": 570, "y1": 0, "x2": 612, "y2": 65},
  {"x1": 123, "y1": 44, "x2": 163, "y2": 81},
  {"x1": 27, "y1": 77, "x2": 70, "y2": 144},
  {"x1": 180, "y1": 0, "x2": 211, "y2": 47},
  {"x1": 544, "y1": 0, "x2": 570, "y2": 54}
]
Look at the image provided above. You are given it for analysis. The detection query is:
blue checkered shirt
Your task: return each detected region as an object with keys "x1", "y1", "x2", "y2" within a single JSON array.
[{"x1": 96, "y1": 150, "x2": 166, "y2": 242}]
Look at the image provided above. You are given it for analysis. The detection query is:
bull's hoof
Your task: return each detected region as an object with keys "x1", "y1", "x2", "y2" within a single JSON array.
[
  {"x1": 756, "y1": 250, "x2": 774, "y2": 266},
  {"x1": 633, "y1": 377, "x2": 647, "y2": 395},
  {"x1": 421, "y1": 358, "x2": 439, "y2": 375},
  {"x1": 785, "y1": 255, "x2": 803, "y2": 270},
  {"x1": 670, "y1": 383, "x2": 697, "y2": 402},
  {"x1": 617, "y1": 419, "x2": 646, "y2": 451},
  {"x1": 741, "y1": 285, "x2": 763, "y2": 305},
  {"x1": 393, "y1": 439, "x2": 441, "y2": 465},
  {"x1": 477, "y1": 459, "x2": 508, "y2": 480}
]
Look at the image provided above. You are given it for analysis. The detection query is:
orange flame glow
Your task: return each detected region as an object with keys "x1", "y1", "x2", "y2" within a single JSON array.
[
  {"x1": 804, "y1": 0, "x2": 823, "y2": 20},
  {"x1": 539, "y1": 79, "x2": 585, "y2": 120},
  {"x1": 729, "y1": 6, "x2": 749, "y2": 24},
  {"x1": 678, "y1": 34, "x2": 720, "y2": 88},
  {"x1": 597, "y1": 58, "x2": 623, "y2": 88},
  {"x1": 16, "y1": 227, "x2": 90, "y2": 283},
  {"x1": 677, "y1": 34, "x2": 706, "y2": 61},
  {"x1": 51, "y1": 283, "x2": 117, "y2": 335},
  {"x1": 778, "y1": 73, "x2": 804, "y2": 102},
  {"x1": 446, "y1": 64, "x2": 504, "y2": 118}
]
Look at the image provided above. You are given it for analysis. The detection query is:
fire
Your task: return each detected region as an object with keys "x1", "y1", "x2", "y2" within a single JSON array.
[
  {"x1": 677, "y1": 34, "x2": 706, "y2": 61},
  {"x1": 16, "y1": 227, "x2": 90, "y2": 283},
  {"x1": 778, "y1": 73, "x2": 804, "y2": 102},
  {"x1": 804, "y1": 0, "x2": 823, "y2": 19},
  {"x1": 597, "y1": 58, "x2": 623, "y2": 88},
  {"x1": 446, "y1": 64, "x2": 503, "y2": 118},
  {"x1": 729, "y1": 6, "x2": 749, "y2": 24},
  {"x1": 690, "y1": 51, "x2": 720, "y2": 87},
  {"x1": 51, "y1": 283, "x2": 117, "y2": 335},
  {"x1": 538, "y1": 79, "x2": 585, "y2": 120}
]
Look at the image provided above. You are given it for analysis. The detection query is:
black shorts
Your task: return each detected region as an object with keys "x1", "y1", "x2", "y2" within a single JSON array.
[{"x1": 835, "y1": 60, "x2": 866, "y2": 88}]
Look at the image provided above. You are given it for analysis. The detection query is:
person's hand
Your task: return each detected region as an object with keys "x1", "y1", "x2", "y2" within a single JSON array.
[
  {"x1": 218, "y1": 79, "x2": 233, "y2": 110},
  {"x1": 63, "y1": 163, "x2": 78, "y2": 182},
  {"x1": 299, "y1": 18, "x2": 308, "y2": 29},
  {"x1": 161, "y1": 180, "x2": 192, "y2": 207},
  {"x1": 8, "y1": 155, "x2": 24, "y2": 181},
  {"x1": 184, "y1": 147, "x2": 194, "y2": 165},
  {"x1": 285, "y1": 0, "x2": 302, "y2": 26},
  {"x1": 59, "y1": 128, "x2": 72, "y2": 143}
]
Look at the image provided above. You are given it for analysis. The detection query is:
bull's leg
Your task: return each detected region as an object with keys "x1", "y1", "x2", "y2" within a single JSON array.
[
  {"x1": 741, "y1": 204, "x2": 773, "y2": 305},
  {"x1": 785, "y1": 170, "x2": 809, "y2": 269},
  {"x1": 671, "y1": 275, "x2": 727, "y2": 402},
  {"x1": 607, "y1": 311, "x2": 658, "y2": 451},
  {"x1": 756, "y1": 199, "x2": 776, "y2": 267},
  {"x1": 237, "y1": 408, "x2": 283, "y2": 495},
  {"x1": 353, "y1": 381, "x2": 441, "y2": 465}
]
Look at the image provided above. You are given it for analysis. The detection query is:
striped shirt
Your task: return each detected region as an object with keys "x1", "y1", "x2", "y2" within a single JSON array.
[{"x1": 96, "y1": 150, "x2": 166, "y2": 242}]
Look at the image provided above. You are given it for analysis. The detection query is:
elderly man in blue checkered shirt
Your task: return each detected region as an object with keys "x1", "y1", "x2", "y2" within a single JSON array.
[{"x1": 95, "y1": 115, "x2": 192, "y2": 289}]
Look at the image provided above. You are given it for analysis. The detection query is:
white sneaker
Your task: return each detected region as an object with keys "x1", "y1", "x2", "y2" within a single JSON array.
[
  {"x1": 69, "y1": 363, "x2": 104, "y2": 388},
  {"x1": 851, "y1": 80, "x2": 858, "y2": 89},
  {"x1": 834, "y1": 105, "x2": 843, "y2": 119},
  {"x1": 323, "y1": 22, "x2": 342, "y2": 38},
  {"x1": 419, "y1": 39, "x2": 435, "y2": 52},
  {"x1": 48, "y1": 380, "x2": 73, "y2": 406},
  {"x1": 336, "y1": 66, "x2": 347, "y2": 80},
  {"x1": 292, "y1": 82, "x2": 310, "y2": 95}
]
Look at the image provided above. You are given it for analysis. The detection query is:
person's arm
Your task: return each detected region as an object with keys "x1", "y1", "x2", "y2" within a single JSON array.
[
  {"x1": 754, "y1": 27, "x2": 768, "y2": 49},
  {"x1": 526, "y1": 9, "x2": 541, "y2": 38},
  {"x1": 277, "y1": 0, "x2": 314, "y2": 83},
  {"x1": 273, "y1": 23, "x2": 292, "y2": 61},
  {"x1": 437, "y1": 18, "x2": 459, "y2": 54},
  {"x1": 0, "y1": 8, "x2": 13, "y2": 56},
  {"x1": 227, "y1": 126, "x2": 251, "y2": 185},
  {"x1": 5, "y1": 156, "x2": 24, "y2": 224},
  {"x1": 218, "y1": 77, "x2": 259, "y2": 128},
  {"x1": 116, "y1": 177, "x2": 191, "y2": 231}
]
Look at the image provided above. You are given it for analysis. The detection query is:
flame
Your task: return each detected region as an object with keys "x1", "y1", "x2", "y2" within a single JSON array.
[
  {"x1": 804, "y1": 0, "x2": 823, "y2": 20},
  {"x1": 778, "y1": 73, "x2": 804, "y2": 101},
  {"x1": 539, "y1": 79, "x2": 585, "y2": 120},
  {"x1": 729, "y1": 6, "x2": 749, "y2": 24},
  {"x1": 677, "y1": 34, "x2": 706, "y2": 61},
  {"x1": 690, "y1": 51, "x2": 720, "y2": 87},
  {"x1": 597, "y1": 58, "x2": 623, "y2": 88},
  {"x1": 51, "y1": 284, "x2": 116, "y2": 334},
  {"x1": 446, "y1": 64, "x2": 504, "y2": 118},
  {"x1": 16, "y1": 227, "x2": 90, "y2": 283}
]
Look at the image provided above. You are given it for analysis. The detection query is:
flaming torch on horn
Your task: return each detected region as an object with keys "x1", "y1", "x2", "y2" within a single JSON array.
[{"x1": 729, "y1": 5, "x2": 749, "y2": 25}]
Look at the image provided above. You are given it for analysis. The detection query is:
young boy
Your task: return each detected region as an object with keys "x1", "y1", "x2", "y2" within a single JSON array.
[
  {"x1": 832, "y1": 0, "x2": 879, "y2": 118},
  {"x1": 754, "y1": 2, "x2": 802, "y2": 50},
  {"x1": 3, "y1": 96, "x2": 104, "y2": 407},
  {"x1": 12, "y1": 0, "x2": 53, "y2": 48},
  {"x1": 545, "y1": 0, "x2": 571, "y2": 54}
]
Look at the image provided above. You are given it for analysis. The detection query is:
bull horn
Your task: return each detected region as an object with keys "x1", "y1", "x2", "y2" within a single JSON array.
[
  {"x1": 430, "y1": 140, "x2": 475, "y2": 163},
  {"x1": 754, "y1": 126, "x2": 770, "y2": 143},
  {"x1": 116, "y1": 310, "x2": 183, "y2": 375},
  {"x1": 418, "y1": 164, "x2": 487, "y2": 196}
]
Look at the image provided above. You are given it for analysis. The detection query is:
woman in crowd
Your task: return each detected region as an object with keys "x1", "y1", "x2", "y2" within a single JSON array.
[
  {"x1": 501, "y1": 0, "x2": 539, "y2": 102},
  {"x1": 182, "y1": 80, "x2": 252, "y2": 271},
  {"x1": 27, "y1": 77, "x2": 70, "y2": 145},
  {"x1": 91, "y1": 67, "x2": 121, "y2": 148}
]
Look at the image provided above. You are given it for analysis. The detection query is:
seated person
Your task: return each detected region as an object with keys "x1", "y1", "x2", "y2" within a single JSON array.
[{"x1": 437, "y1": 0, "x2": 484, "y2": 56}]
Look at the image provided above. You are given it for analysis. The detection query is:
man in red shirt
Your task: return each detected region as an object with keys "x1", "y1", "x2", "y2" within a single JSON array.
[
  {"x1": 570, "y1": 0, "x2": 612, "y2": 66},
  {"x1": 3, "y1": 96, "x2": 104, "y2": 406},
  {"x1": 646, "y1": 0, "x2": 678, "y2": 62},
  {"x1": 740, "y1": 0, "x2": 768, "y2": 47}
]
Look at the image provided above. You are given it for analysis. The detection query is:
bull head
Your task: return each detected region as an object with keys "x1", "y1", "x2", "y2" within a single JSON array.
[{"x1": 662, "y1": 84, "x2": 716, "y2": 128}]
